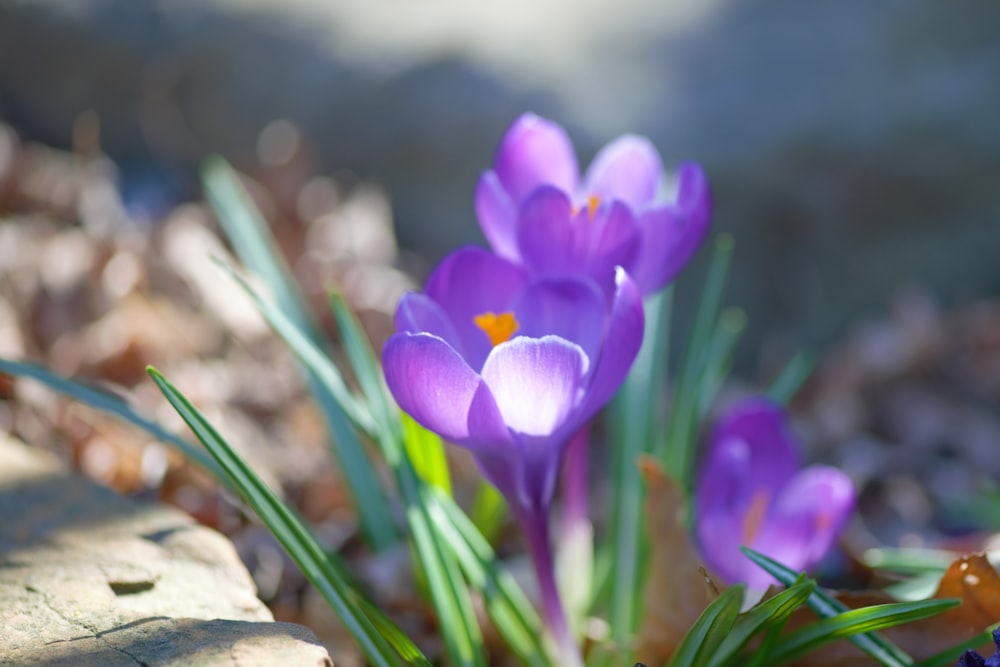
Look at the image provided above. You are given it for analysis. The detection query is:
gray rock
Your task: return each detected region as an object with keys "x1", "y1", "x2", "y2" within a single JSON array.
[{"x1": 0, "y1": 434, "x2": 332, "y2": 666}]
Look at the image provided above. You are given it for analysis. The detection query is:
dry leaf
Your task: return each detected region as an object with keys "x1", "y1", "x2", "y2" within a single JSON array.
[{"x1": 635, "y1": 455, "x2": 721, "y2": 665}]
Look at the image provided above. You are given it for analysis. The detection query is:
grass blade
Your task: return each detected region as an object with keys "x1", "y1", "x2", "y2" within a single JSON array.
[
  {"x1": 470, "y1": 482, "x2": 507, "y2": 544},
  {"x1": 203, "y1": 157, "x2": 395, "y2": 549},
  {"x1": 328, "y1": 292, "x2": 453, "y2": 496},
  {"x1": 602, "y1": 287, "x2": 673, "y2": 666},
  {"x1": 658, "y1": 234, "x2": 733, "y2": 489},
  {"x1": 202, "y1": 156, "x2": 314, "y2": 334},
  {"x1": 769, "y1": 599, "x2": 960, "y2": 666},
  {"x1": 696, "y1": 306, "x2": 746, "y2": 417},
  {"x1": 431, "y1": 490, "x2": 552, "y2": 667},
  {"x1": 766, "y1": 350, "x2": 815, "y2": 405},
  {"x1": 0, "y1": 358, "x2": 222, "y2": 479},
  {"x1": 402, "y1": 412, "x2": 452, "y2": 495},
  {"x1": 328, "y1": 293, "x2": 486, "y2": 667},
  {"x1": 742, "y1": 548, "x2": 920, "y2": 666},
  {"x1": 665, "y1": 584, "x2": 744, "y2": 667},
  {"x1": 707, "y1": 579, "x2": 817, "y2": 667},
  {"x1": 147, "y1": 367, "x2": 427, "y2": 667}
]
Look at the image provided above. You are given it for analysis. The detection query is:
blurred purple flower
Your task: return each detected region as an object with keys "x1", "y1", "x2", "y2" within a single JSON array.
[
  {"x1": 383, "y1": 246, "x2": 644, "y2": 513},
  {"x1": 695, "y1": 398, "x2": 855, "y2": 592},
  {"x1": 475, "y1": 112, "x2": 711, "y2": 296},
  {"x1": 958, "y1": 627, "x2": 1000, "y2": 666}
]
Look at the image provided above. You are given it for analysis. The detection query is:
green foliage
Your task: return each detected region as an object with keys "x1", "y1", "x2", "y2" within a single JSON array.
[
  {"x1": 147, "y1": 368, "x2": 429, "y2": 667},
  {"x1": 203, "y1": 157, "x2": 396, "y2": 549},
  {"x1": 707, "y1": 578, "x2": 816, "y2": 667},
  {"x1": 666, "y1": 585, "x2": 744, "y2": 667},
  {"x1": 742, "y1": 548, "x2": 952, "y2": 666},
  {"x1": 0, "y1": 156, "x2": 979, "y2": 667}
]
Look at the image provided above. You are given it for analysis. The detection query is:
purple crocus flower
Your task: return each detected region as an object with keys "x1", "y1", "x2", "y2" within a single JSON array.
[
  {"x1": 384, "y1": 245, "x2": 643, "y2": 513},
  {"x1": 383, "y1": 246, "x2": 643, "y2": 664},
  {"x1": 695, "y1": 398, "x2": 855, "y2": 592},
  {"x1": 475, "y1": 112, "x2": 711, "y2": 296}
]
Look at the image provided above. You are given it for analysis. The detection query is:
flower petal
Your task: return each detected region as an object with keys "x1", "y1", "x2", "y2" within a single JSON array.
[
  {"x1": 575, "y1": 267, "x2": 645, "y2": 422},
  {"x1": 475, "y1": 171, "x2": 520, "y2": 261},
  {"x1": 702, "y1": 398, "x2": 801, "y2": 499},
  {"x1": 480, "y1": 336, "x2": 588, "y2": 438},
  {"x1": 770, "y1": 465, "x2": 855, "y2": 564},
  {"x1": 494, "y1": 113, "x2": 579, "y2": 202},
  {"x1": 582, "y1": 134, "x2": 664, "y2": 210},
  {"x1": 383, "y1": 332, "x2": 510, "y2": 452},
  {"x1": 394, "y1": 292, "x2": 463, "y2": 355},
  {"x1": 425, "y1": 246, "x2": 528, "y2": 371},
  {"x1": 740, "y1": 469, "x2": 853, "y2": 591},
  {"x1": 517, "y1": 186, "x2": 640, "y2": 294},
  {"x1": 630, "y1": 162, "x2": 712, "y2": 294},
  {"x1": 514, "y1": 276, "x2": 606, "y2": 365}
]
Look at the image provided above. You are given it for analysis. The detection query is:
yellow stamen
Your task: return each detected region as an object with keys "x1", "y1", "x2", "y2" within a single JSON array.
[
  {"x1": 474, "y1": 311, "x2": 519, "y2": 347},
  {"x1": 571, "y1": 194, "x2": 602, "y2": 220},
  {"x1": 742, "y1": 489, "x2": 771, "y2": 545}
]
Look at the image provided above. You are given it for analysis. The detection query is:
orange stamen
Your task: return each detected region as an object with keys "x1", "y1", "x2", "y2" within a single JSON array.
[
  {"x1": 742, "y1": 489, "x2": 771, "y2": 545},
  {"x1": 571, "y1": 194, "x2": 602, "y2": 220},
  {"x1": 474, "y1": 311, "x2": 519, "y2": 347}
]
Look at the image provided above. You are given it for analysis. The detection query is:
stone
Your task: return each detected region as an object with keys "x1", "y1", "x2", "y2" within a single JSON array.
[{"x1": 0, "y1": 433, "x2": 332, "y2": 666}]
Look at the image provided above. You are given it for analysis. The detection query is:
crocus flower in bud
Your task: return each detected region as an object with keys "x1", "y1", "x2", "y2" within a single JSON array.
[
  {"x1": 695, "y1": 398, "x2": 855, "y2": 593},
  {"x1": 383, "y1": 246, "x2": 644, "y2": 514},
  {"x1": 475, "y1": 112, "x2": 711, "y2": 296}
]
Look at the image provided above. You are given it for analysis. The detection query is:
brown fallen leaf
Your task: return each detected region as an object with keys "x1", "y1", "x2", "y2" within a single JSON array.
[
  {"x1": 787, "y1": 553, "x2": 1000, "y2": 666},
  {"x1": 635, "y1": 455, "x2": 721, "y2": 666}
]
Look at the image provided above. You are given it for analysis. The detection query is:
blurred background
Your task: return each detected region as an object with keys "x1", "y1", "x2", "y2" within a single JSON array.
[
  {"x1": 2, "y1": 0, "x2": 998, "y2": 358},
  {"x1": 2, "y1": 1, "x2": 1000, "y2": 660}
]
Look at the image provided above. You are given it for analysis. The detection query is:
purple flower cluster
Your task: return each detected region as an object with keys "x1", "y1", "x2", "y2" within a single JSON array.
[
  {"x1": 384, "y1": 248, "x2": 642, "y2": 512},
  {"x1": 383, "y1": 113, "x2": 708, "y2": 660},
  {"x1": 381, "y1": 112, "x2": 856, "y2": 655},
  {"x1": 384, "y1": 114, "x2": 709, "y2": 515},
  {"x1": 476, "y1": 113, "x2": 711, "y2": 297},
  {"x1": 695, "y1": 398, "x2": 855, "y2": 592}
]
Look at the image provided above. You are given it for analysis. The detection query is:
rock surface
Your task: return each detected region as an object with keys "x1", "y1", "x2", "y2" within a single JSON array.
[{"x1": 0, "y1": 433, "x2": 332, "y2": 666}]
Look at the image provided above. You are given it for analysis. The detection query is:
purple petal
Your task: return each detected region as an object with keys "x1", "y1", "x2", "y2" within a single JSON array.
[
  {"x1": 517, "y1": 186, "x2": 640, "y2": 293},
  {"x1": 575, "y1": 267, "x2": 645, "y2": 422},
  {"x1": 475, "y1": 171, "x2": 520, "y2": 261},
  {"x1": 474, "y1": 450, "x2": 527, "y2": 510},
  {"x1": 425, "y1": 246, "x2": 529, "y2": 371},
  {"x1": 770, "y1": 465, "x2": 855, "y2": 564},
  {"x1": 480, "y1": 336, "x2": 588, "y2": 437},
  {"x1": 494, "y1": 113, "x2": 579, "y2": 203},
  {"x1": 582, "y1": 134, "x2": 664, "y2": 210},
  {"x1": 394, "y1": 292, "x2": 464, "y2": 354},
  {"x1": 630, "y1": 163, "x2": 712, "y2": 294},
  {"x1": 514, "y1": 277, "x2": 606, "y2": 365},
  {"x1": 695, "y1": 399, "x2": 847, "y2": 589},
  {"x1": 383, "y1": 332, "x2": 511, "y2": 452},
  {"x1": 695, "y1": 398, "x2": 800, "y2": 585},
  {"x1": 702, "y1": 398, "x2": 801, "y2": 498}
]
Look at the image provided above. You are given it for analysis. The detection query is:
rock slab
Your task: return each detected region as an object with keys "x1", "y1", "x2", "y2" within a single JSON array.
[{"x1": 0, "y1": 433, "x2": 332, "y2": 666}]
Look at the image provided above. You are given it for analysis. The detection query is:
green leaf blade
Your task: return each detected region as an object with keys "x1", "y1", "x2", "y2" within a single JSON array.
[{"x1": 147, "y1": 367, "x2": 428, "y2": 667}]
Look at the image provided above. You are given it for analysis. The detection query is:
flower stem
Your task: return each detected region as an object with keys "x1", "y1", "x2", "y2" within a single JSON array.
[
  {"x1": 557, "y1": 428, "x2": 593, "y2": 639},
  {"x1": 560, "y1": 428, "x2": 590, "y2": 541},
  {"x1": 517, "y1": 504, "x2": 584, "y2": 667}
]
